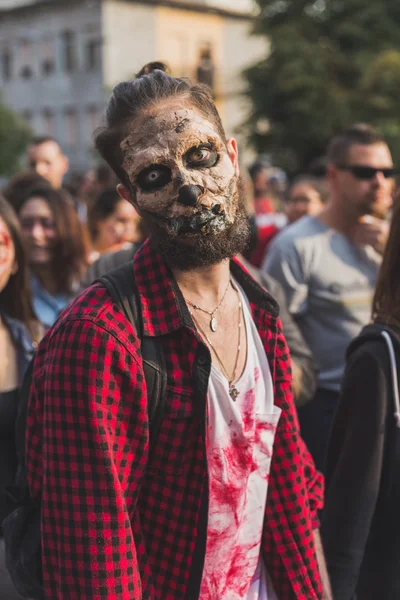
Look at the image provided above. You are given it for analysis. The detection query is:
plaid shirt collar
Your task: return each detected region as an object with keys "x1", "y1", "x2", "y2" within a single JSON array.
[{"x1": 134, "y1": 237, "x2": 279, "y2": 338}]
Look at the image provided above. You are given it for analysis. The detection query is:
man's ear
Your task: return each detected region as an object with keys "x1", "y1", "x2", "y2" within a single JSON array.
[
  {"x1": 327, "y1": 163, "x2": 339, "y2": 189},
  {"x1": 62, "y1": 155, "x2": 69, "y2": 177},
  {"x1": 117, "y1": 183, "x2": 134, "y2": 204},
  {"x1": 226, "y1": 138, "x2": 240, "y2": 176}
]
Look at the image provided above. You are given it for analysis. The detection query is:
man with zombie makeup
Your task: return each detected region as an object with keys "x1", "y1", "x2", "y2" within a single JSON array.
[{"x1": 24, "y1": 63, "x2": 330, "y2": 600}]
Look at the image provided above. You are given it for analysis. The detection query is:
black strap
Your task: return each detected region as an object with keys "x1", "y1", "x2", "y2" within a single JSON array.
[
  {"x1": 98, "y1": 262, "x2": 167, "y2": 448},
  {"x1": 15, "y1": 359, "x2": 34, "y2": 472}
]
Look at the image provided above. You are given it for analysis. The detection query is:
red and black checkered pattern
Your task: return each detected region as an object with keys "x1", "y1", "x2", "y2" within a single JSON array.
[{"x1": 25, "y1": 238, "x2": 324, "y2": 599}]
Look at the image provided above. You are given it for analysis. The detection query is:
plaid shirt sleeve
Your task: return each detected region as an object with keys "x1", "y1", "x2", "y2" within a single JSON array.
[
  {"x1": 26, "y1": 315, "x2": 148, "y2": 599},
  {"x1": 274, "y1": 318, "x2": 324, "y2": 529}
]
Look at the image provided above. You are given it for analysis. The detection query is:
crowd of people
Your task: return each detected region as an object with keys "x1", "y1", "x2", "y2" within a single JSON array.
[{"x1": 0, "y1": 62, "x2": 399, "y2": 600}]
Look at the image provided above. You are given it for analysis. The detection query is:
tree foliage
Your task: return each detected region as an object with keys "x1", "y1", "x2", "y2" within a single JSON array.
[
  {"x1": 0, "y1": 98, "x2": 31, "y2": 177},
  {"x1": 245, "y1": 0, "x2": 400, "y2": 173}
]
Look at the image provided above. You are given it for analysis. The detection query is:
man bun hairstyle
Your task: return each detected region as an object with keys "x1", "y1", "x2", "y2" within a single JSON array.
[
  {"x1": 136, "y1": 61, "x2": 168, "y2": 78},
  {"x1": 327, "y1": 123, "x2": 386, "y2": 166},
  {"x1": 94, "y1": 61, "x2": 226, "y2": 189}
]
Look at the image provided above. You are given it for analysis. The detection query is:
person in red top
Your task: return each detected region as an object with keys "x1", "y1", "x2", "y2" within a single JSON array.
[{"x1": 25, "y1": 62, "x2": 330, "y2": 599}]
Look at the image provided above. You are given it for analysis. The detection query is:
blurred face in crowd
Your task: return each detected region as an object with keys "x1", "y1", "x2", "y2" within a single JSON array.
[
  {"x1": 253, "y1": 169, "x2": 269, "y2": 198},
  {"x1": 95, "y1": 199, "x2": 140, "y2": 251},
  {"x1": 117, "y1": 99, "x2": 249, "y2": 269},
  {"x1": 26, "y1": 141, "x2": 69, "y2": 190},
  {"x1": 0, "y1": 217, "x2": 16, "y2": 293},
  {"x1": 19, "y1": 197, "x2": 57, "y2": 265},
  {"x1": 330, "y1": 143, "x2": 394, "y2": 219},
  {"x1": 286, "y1": 181, "x2": 324, "y2": 223}
]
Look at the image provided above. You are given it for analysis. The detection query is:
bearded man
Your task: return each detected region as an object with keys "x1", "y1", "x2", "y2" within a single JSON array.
[{"x1": 25, "y1": 63, "x2": 330, "y2": 600}]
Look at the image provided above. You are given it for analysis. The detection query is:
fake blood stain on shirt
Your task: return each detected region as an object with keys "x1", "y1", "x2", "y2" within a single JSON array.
[
  {"x1": 209, "y1": 429, "x2": 258, "y2": 527},
  {"x1": 202, "y1": 383, "x2": 277, "y2": 599}
]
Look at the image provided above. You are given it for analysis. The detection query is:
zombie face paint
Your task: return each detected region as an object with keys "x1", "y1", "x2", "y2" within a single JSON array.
[
  {"x1": 0, "y1": 218, "x2": 16, "y2": 293},
  {"x1": 120, "y1": 102, "x2": 240, "y2": 238}
]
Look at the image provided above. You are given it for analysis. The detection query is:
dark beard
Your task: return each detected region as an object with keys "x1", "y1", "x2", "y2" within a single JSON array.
[{"x1": 144, "y1": 193, "x2": 250, "y2": 271}]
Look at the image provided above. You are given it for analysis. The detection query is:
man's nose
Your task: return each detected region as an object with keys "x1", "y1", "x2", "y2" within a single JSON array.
[
  {"x1": 177, "y1": 185, "x2": 203, "y2": 207},
  {"x1": 35, "y1": 163, "x2": 48, "y2": 178},
  {"x1": 372, "y1": 171, "x2": 387, "y2": 186}
]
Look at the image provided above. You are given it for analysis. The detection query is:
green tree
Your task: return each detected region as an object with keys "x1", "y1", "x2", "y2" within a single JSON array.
[
  {"x1": 0, "y1": 98, "x2": 31, "y2": 177},
  {"x1": 245, "y1": 0, "x2": 400, "y2": 173}
]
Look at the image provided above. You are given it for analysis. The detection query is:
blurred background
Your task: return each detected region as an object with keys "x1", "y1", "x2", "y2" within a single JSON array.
[
  {"x1": 1, "y1": 1, "x2": 400, "y2": 179},
  {"x1": 1, "y1": 9, "x2": 399, "y2": 597},
  {"x1": 0, "y1": 0, "x2": 265, "y2": 179}
]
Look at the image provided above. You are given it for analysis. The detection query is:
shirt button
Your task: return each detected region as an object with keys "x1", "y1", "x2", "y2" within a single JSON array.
[{"x1": 198, "y1": 356, "x2": 206, "y2": 366}]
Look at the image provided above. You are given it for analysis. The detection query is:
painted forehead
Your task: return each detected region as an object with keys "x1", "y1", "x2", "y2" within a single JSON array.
[
  {"x1": 0, "y1": 218, "x2": 10, "y2": 235},
  {"x1": 0, "y1": 219, "x2": 12, "y2": 263},
  {"x1": 120, "y1": 105, "x2": 225, "y2": 178}
]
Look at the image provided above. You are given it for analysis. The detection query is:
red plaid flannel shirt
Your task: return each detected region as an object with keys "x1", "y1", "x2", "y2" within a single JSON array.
[{"x1": 26, "y1": 239, "x2": 324, "y2": 599}]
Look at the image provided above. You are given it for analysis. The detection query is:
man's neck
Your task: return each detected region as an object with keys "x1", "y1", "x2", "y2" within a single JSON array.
[
  {"x1": 317, "y1": 199, "x2": 359, "y2": 236},
  {"x1": 171, "y1": 260, "x2": 231, "y2": 305}
]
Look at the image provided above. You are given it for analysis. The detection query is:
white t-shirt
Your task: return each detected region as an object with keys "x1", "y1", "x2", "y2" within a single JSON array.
[{"x1": 199, "y1": 285, "x2": 281, "y2": 600}]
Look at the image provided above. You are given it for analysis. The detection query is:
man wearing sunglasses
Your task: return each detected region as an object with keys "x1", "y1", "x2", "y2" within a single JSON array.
[{"x1": 263, "y1": 123, "x2": 394, "y2": 474}]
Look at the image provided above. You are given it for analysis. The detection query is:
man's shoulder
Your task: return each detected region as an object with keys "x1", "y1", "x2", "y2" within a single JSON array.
[
  {"x1": 270, "y1": 215, "x2": 328, "y2": 251},
  {"x1": 57, "y1": 283, "x2": 112, "y2": 323},
  {"x1": 49, "y1": 283, "x2": 139, "y2": 350}
]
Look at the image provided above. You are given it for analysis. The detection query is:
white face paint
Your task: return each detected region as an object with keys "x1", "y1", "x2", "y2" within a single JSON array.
[{"x1": 120, "y1": 101, "x2": 239, "y2": 237}]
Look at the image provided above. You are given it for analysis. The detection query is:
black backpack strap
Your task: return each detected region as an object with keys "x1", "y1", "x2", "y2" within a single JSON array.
[
  {"x1": 347, "y1": 327, "x2": 400, "y2": 430},
  {"x1": 380, "y1": 331, "x2": 400, "y2": 428},
  {"x1": 15, "y1": 358, "x2": 35, "y2": 473},
  {"x1": 97, "y1": 262, "x2": 167, "y2": 448}
]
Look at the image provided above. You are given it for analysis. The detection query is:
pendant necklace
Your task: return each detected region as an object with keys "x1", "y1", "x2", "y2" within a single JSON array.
[
  {"x1": 185, "y1": 278, "x2": 231, "y2": 333},
  {"x1": 189, "y1": 286, "x2": 242, "y2": 401}
]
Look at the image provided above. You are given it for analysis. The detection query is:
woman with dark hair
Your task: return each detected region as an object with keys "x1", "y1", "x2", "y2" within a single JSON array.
[
  {"x1": 88, "y1": 187, "x2": 142, "y2": 260},
  {"x1": 2, "y1": 171, "x2": 51, "y2": 213},
  {"x1": 322, "y1": 202, "x2": 400, "y2": 599},
  {"x1": 0, "y1": 196, "x2": 38, "y2": 599},
  {"x1": 17, "y1": 186, "x2": 89, "y2": 329}
]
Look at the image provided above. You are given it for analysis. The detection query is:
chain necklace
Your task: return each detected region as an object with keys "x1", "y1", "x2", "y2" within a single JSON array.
[
  {"x1": 185, "y1": 278, "x2": 231, "y2": 333},
  {"x1": 190, "y1": 287, "x2": 242, "y2": 401}
]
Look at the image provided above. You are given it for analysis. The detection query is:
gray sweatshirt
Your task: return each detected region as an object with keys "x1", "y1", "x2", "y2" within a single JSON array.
[{"x1": 262, "y1": 215, "x2": 381, "y2": 391}]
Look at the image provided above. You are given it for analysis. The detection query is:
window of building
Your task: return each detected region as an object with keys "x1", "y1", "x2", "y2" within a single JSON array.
[
  {"x1": 1, "y1": 47, "x2": 12, "y2": 81},
  {"x1": 64, "y1": 107, "x2": 78, "y2": 148},
  {"x1": 42, "y1": 108, "x2": 55, "y2": 137},
  {"x1": 87, "y1": 104, "x2": 100, "y2": 130},
  {"x1": 85, "y1": 38, "x2": 101, "y2": 71},
  {"x1": 196, "y1": 43, "x2": 215, "y2": 96},
  {"x1": 61, "y1": 30, "x2": 77, "y2": 73},
  {"x1": 41, "y1": 38, "x2": 55, "y2": 76},
  {"x1": 86, "y1": 105, "x2": 101, "y2": 145},
  {"x1": 19, "y1": 39, "x2": 33, "y2": 79}
]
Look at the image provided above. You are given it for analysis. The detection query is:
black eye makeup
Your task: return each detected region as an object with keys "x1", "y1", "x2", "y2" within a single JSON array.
[
  {"x1": 137, "y1": 165, "x2": 172, "y2": 192},
  {"x1": 185, "y1": 143, "x2": 219, "y2": 169}
]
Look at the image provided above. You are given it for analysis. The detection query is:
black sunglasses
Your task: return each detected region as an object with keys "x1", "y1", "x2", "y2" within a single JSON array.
[{"x1": 336, "y1": 164, "x2": 397, "y2": 180}]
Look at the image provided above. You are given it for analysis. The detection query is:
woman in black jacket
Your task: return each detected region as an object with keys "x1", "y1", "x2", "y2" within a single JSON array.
[
  {"x1": 0, "y1": 196, "x2": 39, "y2": 599},
  {"x1": 321, "y1": 202, "x2": 400, "y2": 600}
]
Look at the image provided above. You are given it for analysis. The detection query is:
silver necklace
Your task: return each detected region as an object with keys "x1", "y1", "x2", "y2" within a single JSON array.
[
  {"x1": 190, "y1": 288, "x2": 242, "y2": 401},
  {"x1": 185, "y1": 279, "x2": 231, "y2": 333}
]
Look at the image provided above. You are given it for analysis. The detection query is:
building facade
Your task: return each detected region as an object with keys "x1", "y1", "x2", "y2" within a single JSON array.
[{"x1": 0, "y1": 0, "x2": 265, "y2": 172}]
